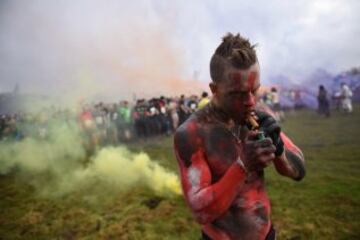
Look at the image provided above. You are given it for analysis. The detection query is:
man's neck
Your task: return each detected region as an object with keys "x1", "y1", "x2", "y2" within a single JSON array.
[{"x1": 208, "y1": 101, "x2": 234, "y2": 129}]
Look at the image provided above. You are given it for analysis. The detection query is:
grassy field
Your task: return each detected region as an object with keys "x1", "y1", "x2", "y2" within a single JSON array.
[{"x1": 1, "y1": 105, "x2": 360, "y2": 239}]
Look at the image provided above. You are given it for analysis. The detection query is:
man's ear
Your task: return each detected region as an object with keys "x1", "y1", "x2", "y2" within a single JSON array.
[{"x1": 209, "y1": 82, "x2": 217, "y2": 96}]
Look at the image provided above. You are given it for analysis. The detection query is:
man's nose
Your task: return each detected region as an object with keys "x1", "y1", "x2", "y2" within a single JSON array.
[{"x1": 244, "y1": 93, "x2": 256, "y2": 107}]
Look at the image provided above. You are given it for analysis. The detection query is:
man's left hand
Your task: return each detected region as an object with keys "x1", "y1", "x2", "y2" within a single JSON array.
[{"x1": 256, "y1": 111, "x2": 284, "y2": 156}]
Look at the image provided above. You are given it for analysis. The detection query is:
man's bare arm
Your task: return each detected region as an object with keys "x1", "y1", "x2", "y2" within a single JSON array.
[
  {"x1": 273, "y1": 132, "x2": 305, "y2": 181},
  {"x1": 174, "y1": 123, "x2": 247, "y2": 224}
]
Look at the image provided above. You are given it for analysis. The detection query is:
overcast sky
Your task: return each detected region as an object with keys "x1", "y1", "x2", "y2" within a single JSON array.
[{"x1": 0, "y1": 0, "x2": 359, "y2": 101}]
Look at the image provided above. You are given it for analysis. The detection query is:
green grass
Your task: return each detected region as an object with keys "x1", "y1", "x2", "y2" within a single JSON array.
[{"x1": 1, "y1": 106, "x2": 360, "y2": 239}]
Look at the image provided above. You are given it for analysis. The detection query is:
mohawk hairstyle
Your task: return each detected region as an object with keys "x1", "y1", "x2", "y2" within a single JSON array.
[{"x1": 210, "y1": 33, "x2": 257, "y2": 83}]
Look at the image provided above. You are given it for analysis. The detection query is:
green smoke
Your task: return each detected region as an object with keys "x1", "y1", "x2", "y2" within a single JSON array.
[{"x1": 0, "y1": 119, "x2": 180, "y2": 198}]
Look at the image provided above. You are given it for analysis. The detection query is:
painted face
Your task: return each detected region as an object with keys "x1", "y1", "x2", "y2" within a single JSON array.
[{"x1": 215, "y1": 63, "x2": 260, "y2": 124}]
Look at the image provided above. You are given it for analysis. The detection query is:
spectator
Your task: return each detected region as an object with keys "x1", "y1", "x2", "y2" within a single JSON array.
[
  {"x1": 178, "y1": 94, "x2": 190, "y2": 125},
  {"x1": 187, "y1": 95, "x2": 198, "y2": 114},
  {"x1": 340, "y1": 82, "x2": 353, "y2": 113},
  {"x1": 198, "y1": 91, "x2": 210, "y2": 109},
  {"x1": 317, "y1": 85, "x2": 330, "y2": 117},
  {"x1": 117, "y1": 101, "x2": 132, "y2": 141}
]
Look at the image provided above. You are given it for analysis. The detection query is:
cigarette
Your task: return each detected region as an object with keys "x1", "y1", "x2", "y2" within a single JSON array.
[{"x1": 247, "y1": 114, "x2": 259, "y2": 130}]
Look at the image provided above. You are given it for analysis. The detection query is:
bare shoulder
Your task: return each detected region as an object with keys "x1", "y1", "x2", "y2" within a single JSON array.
[{"x1": 174, "y1": 112, "x2": 209, "y2": 167}]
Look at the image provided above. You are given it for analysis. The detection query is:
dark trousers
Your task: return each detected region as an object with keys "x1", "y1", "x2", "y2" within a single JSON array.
[{"x1": 201, "y1": 225, "x2": 276, "y2": 240}]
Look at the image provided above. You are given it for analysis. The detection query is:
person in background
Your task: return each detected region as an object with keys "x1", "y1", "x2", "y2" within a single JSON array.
[
  {"x1": 340, "y1": 82, "x2": 353, "y2": 113},
  {"x1": 198, "y1": 91, "x2": 211, "y2": 109},
  {"x1": 168, "y1": 98, "x2": 179, "y2": 132},
  {"x1": 79, "y1": 104, "x2": 98, "y2": 151},
  {"x1": 317, "y1": 85, "x2": 330, "y2": 117},
  {"x1": 117, "y1": 101, "x2": 132, "y2": 140},
  {"x1": 269, "y1": 87, "x2": 284, "y2": 121},
  {"x1": 178, "y1": 94, "x2": 190, "y2": 125},
  {"x1": 133, "y1": 99, "x2": 150, "y2": 138},
  {"x1": 187, "y1": 95, "x2": 199, "y2": 114}
]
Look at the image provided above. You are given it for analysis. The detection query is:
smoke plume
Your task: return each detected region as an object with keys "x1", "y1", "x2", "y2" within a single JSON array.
[
  {"x1": 0, "y1": 120, "x2": 181, "y2": 197},
  {"x1": 0, "y1": 0, "x2": 205, "y2": 105}
]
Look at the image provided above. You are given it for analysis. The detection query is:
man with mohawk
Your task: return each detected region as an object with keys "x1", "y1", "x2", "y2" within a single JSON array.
[{"x1": 174, "y1": 33, "x2": 305, "y2": 240}]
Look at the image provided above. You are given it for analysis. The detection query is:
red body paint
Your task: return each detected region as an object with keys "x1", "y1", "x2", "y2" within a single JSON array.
[
  {"x1": 174, "y1": 96, "x2": 304, "y2": 240},
  {"x1": 229, "y1": 72, "x2": 242, "y2": 90},
  {"x1": 228, "y1": 71, "x2": 257, "y2": 91},
  {"x1": 247, "y1": 71, "x2": 257, "y2": 91},
  {"x1": 174, "y1": 106, "x2": 271, "y2": 239}
]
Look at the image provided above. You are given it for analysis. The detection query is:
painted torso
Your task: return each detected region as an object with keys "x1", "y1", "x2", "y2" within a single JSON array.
[{"x1": 175, "y1": 104, "x2": 271, "y2": 240}]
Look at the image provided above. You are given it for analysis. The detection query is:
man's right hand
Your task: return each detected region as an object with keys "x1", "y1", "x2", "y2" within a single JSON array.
[{"x1": 241, "y1": 131, "x2": 276, "y2": 172}]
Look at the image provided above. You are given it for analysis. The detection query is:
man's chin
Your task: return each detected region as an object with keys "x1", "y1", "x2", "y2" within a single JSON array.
[{"x1": 232, "y1": 116, "x2": 246, "y2": 125}]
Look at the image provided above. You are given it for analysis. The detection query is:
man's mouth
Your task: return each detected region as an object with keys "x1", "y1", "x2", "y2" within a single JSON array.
[{"x1": 244, "y1": 110, "x2": 255, "y2": 117}]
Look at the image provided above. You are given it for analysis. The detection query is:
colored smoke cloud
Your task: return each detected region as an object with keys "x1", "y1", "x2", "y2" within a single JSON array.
[
  {"x1": 0, "y1": 120, "x2": 181, "y2": 197},
  {"x1": 0, "y1": 0, "x2": 205, "y2": 105},
  {"x1": 1, "y1": 0, "x2": 359, "y2": 98}
]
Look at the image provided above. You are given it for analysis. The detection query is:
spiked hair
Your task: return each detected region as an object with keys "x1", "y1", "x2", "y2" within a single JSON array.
[{"x1": 210, "y1": 33, "x2": 257, "y2": 83}]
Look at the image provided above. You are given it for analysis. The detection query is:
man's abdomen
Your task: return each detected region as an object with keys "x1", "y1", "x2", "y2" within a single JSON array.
[{"x1": 210, "y1": 184, "x2": 271, "y2": 239}]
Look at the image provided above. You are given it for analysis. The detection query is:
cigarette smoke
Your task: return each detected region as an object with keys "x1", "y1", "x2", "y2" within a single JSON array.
[{"x1": 0, "y1": 120, "x2": 181, "y2": 197}]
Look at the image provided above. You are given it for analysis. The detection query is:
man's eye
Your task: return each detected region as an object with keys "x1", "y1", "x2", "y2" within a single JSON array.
[
  {"x1": 229, "y1": 92, "x2": 246, "y2": 98},
  {"x1": 252, "y1": 87, "x2": 260, "y2": 95}
]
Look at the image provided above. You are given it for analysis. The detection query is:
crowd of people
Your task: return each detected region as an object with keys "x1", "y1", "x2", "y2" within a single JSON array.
[
  {"x1": 0, "y1": 82, "x2": 355, "y2": 150},
  {"x1": 259, "y1": 87, "x2": 285, "y2": 121},
  {"x1": 317, "y1": 82, "x2": 354, "y2": 117},
  {"x1": 0, "y1": 92, "x2": 212, "y2": 151}
]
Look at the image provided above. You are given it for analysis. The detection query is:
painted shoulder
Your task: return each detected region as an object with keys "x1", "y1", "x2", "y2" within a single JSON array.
[{"x1": 174, "y1": 109, "x2": 208, "y2": 168}]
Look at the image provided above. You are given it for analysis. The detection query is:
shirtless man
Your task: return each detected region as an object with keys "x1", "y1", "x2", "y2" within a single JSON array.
[{"x1": 174, "y1": 33, "x2": 305, "y2": 240}]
